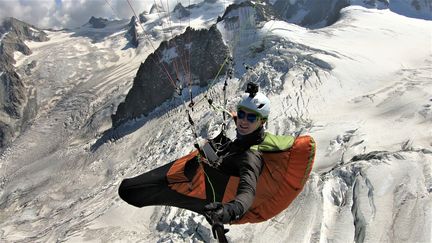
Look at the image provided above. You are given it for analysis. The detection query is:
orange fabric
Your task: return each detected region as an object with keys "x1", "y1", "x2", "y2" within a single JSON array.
[
  {"x1": 222, "y1": 176, "x2": 240, "y2": 203},
  {"x1": 169, "y1": 163, "x2": 207, "y2": 200},
  {"x1": 166, "y1": 150, "x2": 199, "y2": 183},
  {"x1": 164, "y1": 135, "x2": 316, "y2": 224},
  {"x1": 167, "y1": 150, "x2": 207, "y2": 200},
  {"x1": 224, "y1": 135, "x2": 316, "y2": 224}
]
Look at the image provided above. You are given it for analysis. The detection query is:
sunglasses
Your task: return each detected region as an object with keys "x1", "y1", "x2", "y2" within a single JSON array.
[{"x1": 237, "y1": 109, "x2": 259, "y2": 123}]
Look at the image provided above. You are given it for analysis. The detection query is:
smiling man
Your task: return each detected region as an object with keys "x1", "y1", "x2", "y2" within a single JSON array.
[{"x1": 203, "y1": 83, "x2": 271, "y2": 224}]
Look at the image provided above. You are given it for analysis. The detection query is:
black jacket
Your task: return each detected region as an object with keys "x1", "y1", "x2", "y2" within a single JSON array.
[{"x1": 216, "y1": 127, "x2": 265, "y2": 220}]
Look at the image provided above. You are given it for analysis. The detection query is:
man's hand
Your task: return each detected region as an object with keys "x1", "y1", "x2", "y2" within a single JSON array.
[{"x1": 204, "y1": 202, "x2": 233, "y2": 224}]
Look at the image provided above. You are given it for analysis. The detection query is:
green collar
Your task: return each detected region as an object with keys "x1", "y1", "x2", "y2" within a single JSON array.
[{"x1": 251, "y1": 132, "x2": 295, "y2": 152}]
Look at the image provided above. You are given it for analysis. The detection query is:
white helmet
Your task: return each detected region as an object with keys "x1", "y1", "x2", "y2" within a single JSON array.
[{"x1": 237, "y1": 92, "x2": 270, "y2": 119}]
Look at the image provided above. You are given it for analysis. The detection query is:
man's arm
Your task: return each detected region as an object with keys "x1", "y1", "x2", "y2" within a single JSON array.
[
  {"x1": 204, "y1": 150, "x2": 263, "y2": 224},
  {"x1": 227, "y1": 150, "x2": 263, "y2": 219}
]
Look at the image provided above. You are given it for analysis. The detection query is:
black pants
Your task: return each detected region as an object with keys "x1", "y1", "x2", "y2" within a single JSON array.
[
  {"x1": 118, "y1": 160, "x2": 207, "y2": 214},
  {"x1": 118, "y1": 158, "x2": 231, "y2": 215}
]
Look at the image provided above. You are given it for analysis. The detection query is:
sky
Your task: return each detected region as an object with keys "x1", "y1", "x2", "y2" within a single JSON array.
[{"x1": 0, "y1": 0, "x2": 205, "y2": 29}]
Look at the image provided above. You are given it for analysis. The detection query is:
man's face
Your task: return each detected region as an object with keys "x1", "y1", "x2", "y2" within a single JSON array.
[{"x1": 236, "y1": 109, "x2": 264, "y2": 135}]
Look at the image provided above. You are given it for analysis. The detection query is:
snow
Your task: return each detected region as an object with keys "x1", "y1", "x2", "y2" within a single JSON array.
[
  {"x1": 0, "y1": 31, "x2": 8, "y2": 43},
  {"x1": 0, "y1": 3, "x2": 431, "y2": 243},
  {"x1": 161, "y1": 46, "x2": 179, "y2": 63},
  {"x1": 259, "y1": 7, "x2": 432, "y2": 165}
]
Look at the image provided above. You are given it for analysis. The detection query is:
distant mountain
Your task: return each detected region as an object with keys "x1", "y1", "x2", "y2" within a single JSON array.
[
  {"x1": 273, "y1": 0, "x2": 350, "y2": 28},
  {"x1": 219, "y1": 0, "x2": 276, "y2": 24},
  {"x1": 149, "y1": 3, "x2": 165, "y2": 14},
  {"x1": 173, "y1": 3, "x2": 191, "y2": 19},
  {"x1": 273, "y1": 0, "x2": 431, "y2": 28},
  {"x1": 0, "y1": 17, "x2": 48, "y2": 149},
  {"x1": 126, "y1": 16, "x2": 139, "y2": 47},
  {"x1": 139, "y1": 11, "x2": 148, "y2": 23},
  {"x1": 88, "y1": 16, "x2": 109, "y2": 28},
  {"x1": 384, "y1": 0, "x2": 432, "y2": 19}
]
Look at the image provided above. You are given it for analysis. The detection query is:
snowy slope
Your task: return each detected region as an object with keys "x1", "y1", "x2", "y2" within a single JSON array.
[{"x1": 0, "y1": 2, "x2": 431, "y2": 243}]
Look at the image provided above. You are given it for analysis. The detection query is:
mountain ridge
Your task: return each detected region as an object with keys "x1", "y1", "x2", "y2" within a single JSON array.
[{"x1": 0, "y1": 17, "x2": 48, "y2": 149}]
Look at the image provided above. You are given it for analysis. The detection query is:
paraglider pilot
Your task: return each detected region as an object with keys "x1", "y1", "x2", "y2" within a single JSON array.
[
  {"x1": 118, "y1": 82, "x2": 271, "y2": 225},
  {"x1": 203, "y1": 82, "x2": 269, "y2": 224}
]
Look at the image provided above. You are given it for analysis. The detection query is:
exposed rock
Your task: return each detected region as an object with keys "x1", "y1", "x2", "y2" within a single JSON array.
[
  {"x1": 361, "y1": 0, "x2": 389, "y2": 8},
  {"x1": 0, "y1": 120, "x2": 13, "y2": 148},
  {"x1": 126, "y1": 16, "x2": 139, "y2": 47},
  {"x1": 350, "y1": 151, "x2": 390, "y2": 162},
  {"x1": 149, "y1": 3, "x2": 164, "y2": 14},
  {"x1": 139, "y1": 12, "x2": 148, "y2": 23},
  {"x1": 0, "y1": 17, "x2": 48, "y2": 149},
  {"x1": 0, "y1": 70, "x2": 25, "y2": 118},
  {"x1": 112, "y1": 26, "x2": 230, "y2": 127},
  {"x1": 24, "y1": 60, "x2": 37, "y2": 75},
  {"x1": 273, "y1": 0, "x2": 350, "y2": 29},
  {"x1": 0, "y1": 17, "x2": 48, "y2": 69},
  {"x1": 0, "y1": 17, "x2": 48, "y2": 42},
  {"x1": 128, "y1": 16, "x2": 137, "y2": 27},
  {"x1": 88, "y1": 16, "x2": 109, "y2": 28},
  {"x1": 173, "y1": 3, "x2": 191, "y2": 18},
  {"x1": 220, "y1": 1, "x2": 277, "y2": 24},
  {"x1": 391, "y1": 0, "x2": 432, "y2": 20},
  {"x1": 272, "y1": 0, "x2": 431, "y2": 29}
]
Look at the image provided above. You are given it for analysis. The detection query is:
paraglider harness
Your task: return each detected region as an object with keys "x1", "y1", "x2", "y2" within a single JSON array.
[{"x1": 188, "y1": 82, "x2": 261, "y2": 243}]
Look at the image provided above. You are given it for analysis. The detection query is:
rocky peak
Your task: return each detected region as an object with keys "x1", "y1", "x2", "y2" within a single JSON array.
[
  {"x1": 173, "y1": 3, "x2": 191, "y2": 18},
  {"x1": 126, "y1": 16, "x2": 139, "y2": 47},
  {"x1": 0, "y1": 17, "x2": 48, "y2": 42},
  {"x1": 0, "y1": 17, "x2": 47, "y2": 150},
  {"x1": 361, "y1": 0, "x2": 389, "y2": 8},
  {"x1": 273, "y1": 0, "x2": 350, "y2": 29},
  {"x1": 88, "y1": 16, "x2": 109, "y2": 28},
  {"x1": 272, "y1": 0, "x2": 431, "y2": 29},
  {"x1": 112, "y1": 25, "x2": 230, "y2": 127},
  {"x1": 0, "y1": 17, "x2": 48, "y2": 73},
  {"x1": 149, "y1": 3, "x2": 164, "y2": 14},
  {"x1": 128, "y1": 16, "x2": 137, "y2": 27},
  {"x1": 139, "y1": 12, "x2": 148, "y2": 23},
  {"x1": 219, "y1": 1, "x2": 277, "y2": 25}
]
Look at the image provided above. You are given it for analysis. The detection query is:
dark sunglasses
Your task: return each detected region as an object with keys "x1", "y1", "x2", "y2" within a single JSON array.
[{"x1": 237, "y1": 109, "x2": 259, "y2": 123}]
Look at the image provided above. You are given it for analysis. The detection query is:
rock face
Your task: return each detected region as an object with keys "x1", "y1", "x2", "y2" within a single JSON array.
[
  {"x1": 0, "y1": 17, "x2": 48, "y2": 149},
  {"x1": 126, "y1": 16, "x2": 139, "y2": 47},
  {"x1": 112, "y1": 26, "x2": 230, "y2": 127},
  {"x1": 149, "y1": 3, "x2": 164, "y2": 14},
  {"x1": 359, "y1": 0, "x2": 389, "y2": 8},
  {"x1": 173, "y1": 3, "x2": 191, "y2": 18},
  {"x1": 139, "y1": 12, "x2": 148, "y2": 23},
  {"x1": 273, "y1": 0, "x2": 350, "y2": 28},
  {"x1": 219, "y1": 1, "x2": 276, "y2": 24},
  {"x1": 88, "y1": 16, "x2": 109, "y2": 28}
]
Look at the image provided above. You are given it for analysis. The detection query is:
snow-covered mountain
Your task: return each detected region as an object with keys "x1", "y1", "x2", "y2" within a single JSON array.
[
  {"x1": 0, "y1": 17, "x2": 49, "y2": 149},
  {"x1": 0, "y1": 0, "x2": 431, "y2": 242},
  {"x1": 273, "y1": 0, "x2": 432, "y2": 28}
]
